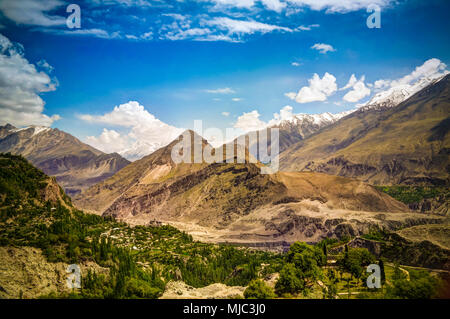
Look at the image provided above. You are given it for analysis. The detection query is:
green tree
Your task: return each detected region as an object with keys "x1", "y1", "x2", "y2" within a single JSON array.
[
  {"x1": 244, "y1": 280, "x2": 275, "y2": 299},
  {"x1": 275, "y1": 263, "x2": 304, "y2": 295},
  {"x1": 386, "y1": 269, "x2": 439, "y2": 299}
]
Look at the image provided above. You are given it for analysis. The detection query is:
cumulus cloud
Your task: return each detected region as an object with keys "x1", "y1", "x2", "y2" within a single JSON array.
[
  {"x1": 389, "y1": 58, "x2": 447, "y2": 87},
  {"x1": 341, "y1": 74, "x2": 371, "y2": 103},
  {"x1": 232, "y1": 105, "x2": 295, "y2": 133},
  {"x1": 285, "y1": 72, "x2": 337, "y2": 103},
  {"x1": 221, "y1": 111, "x2": 230, "y2": 117},
  {"x1": 232, "y1": 97, "x2": 242, "y2": 101},
  {"x1": 85, "y1": 128, "x2": 130, "y2": 154},
  {"x1": 233, "y1": 110, "x2": 267, "y2": 132},
  {"x1": 291, "y1": 62, "x2": 301, "y2": 67},
  {"x1": 311, "y1": 43, "x2": 336, "y2": 54},
  {"x1": 362, "y1": 58, "x2": 449, "y2": 107},
  {"x1": 0, "y1": 33, "x2": 60, "y2": 127},
  {"x1": 80, "y1": 101, "x2": 184, "y2": 160},
  {"x1": 261, "y1": 0, "x2": 286, "y2": 12},
  {"x1": 370, "y1": 58, "x2": 448, "y2": 94}
]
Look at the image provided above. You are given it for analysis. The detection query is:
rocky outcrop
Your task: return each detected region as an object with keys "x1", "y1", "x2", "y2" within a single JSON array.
[{"x1": 0, "y1": 246, "x2": 108, "y2": 299}]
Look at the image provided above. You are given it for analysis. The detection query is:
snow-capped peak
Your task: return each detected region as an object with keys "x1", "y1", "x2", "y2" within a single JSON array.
[
  {"x1": 270, "y1": 110, "x2": 353, "y2": 129},
  {"x1": 10, "y1": 125, "x2": 51, "y2": 136},
  {"x1": 360, "y1": 71, "x2": 448, "y2": 111},
  {"x1": 31, "y1": 126, "x2": 51, "y2": 136}
]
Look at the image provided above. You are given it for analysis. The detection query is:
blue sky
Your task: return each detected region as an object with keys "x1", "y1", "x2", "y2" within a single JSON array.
[{"x1": 0, "y1": 0, "x2": 449, "y2": 158}]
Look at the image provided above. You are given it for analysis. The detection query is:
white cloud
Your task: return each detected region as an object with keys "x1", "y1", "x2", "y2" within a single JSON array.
[
  {"x1": 370, "y1": 58, "x2": 449, "y2": 95},
  {"x1": 296, "y1": 24, "x2": 320, "y2": 31},
  {"x1": 291, "y1": 62, "x2": 301, "y2": 67},
  {"x1": 285, "y1": 0, "x2": 393, "y2": 13},
  {"x1": 221, "y1": 111, "x2": 230, "y2": 116},
  {"x1": 140, "y1": 31, "x2": 153, "y2": 40},
  {"x1": 311, "y1": 43, "x2": 336, "y2": 54},
  {"x1": 37, "y1": 59, "x2": 54, "y2": 73},
  {"x1": 285, "y1": 72, "x2": 337, "y2": 103},
  {"x1": 207, "y1": 0, "x2": 393, "y2": 13},
  {"x1": 343, "y1": 79, "x2": 371, "y2": 103},
  {"x1": 46, "y1": 28, "x2": 122, "y2": 39},
  {"x1": 203, "y1": 17, "x2": 292, "y2": 35},
  {"x1": 80, "y1": 101, "x2": 184, "y2": 160},
  {"x1": 389, "y1": 58, "x2": 447, "y2": 87},
  {"x1": 85, "y1": 128, "x2": 130, "y2": 154},
  {"x1": 341, "y1": 74, "x2": 371, "y2": 103},
  {"x1": 267, "y1": 105, "x2": 295, "y2": 125},
  {"x1": 205, "y1": 87, "x2": 236, "y2": 94},
  {"x1": 0, "y1": 0, "x2": 66, "y2": 27},
  {"x1": 210, "y1": 0, "x2": 255, "y2": 9},
  {"x1": 233, "y1": 110, "x2": 267, "y2": 132},
  {"x1": 363, "y1": 58, "x2": 449, "y2": 107},
  {"x1": 232, "y1": 97, "x2": 242, "y2": 101},
  {"x1": 261, "y1": 0, "x2": 286, "y2": 12},
  {"x1": 373, "y1": 79, "x2": 390, "y2": 90},
  {"x1": 0, "y1": 33, "x2": 60, "y2": 127},
  {"x1": 340, "y1": 74, "x2": 358, "y2": 90}
]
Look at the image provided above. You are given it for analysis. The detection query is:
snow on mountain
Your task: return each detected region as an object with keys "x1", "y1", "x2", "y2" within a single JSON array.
[
  {"x1": 268, "y1": 109, "x2": 354, "y2": 139},
  {"x1": 31, "y1": 126, "x2": 51, "y2": 136},
  {"x1": 360, "y1": 72, "x2": 449, "y2": 111},
  {"x1": 5, "y1": 125, "x2": 52, "y2": 137}
]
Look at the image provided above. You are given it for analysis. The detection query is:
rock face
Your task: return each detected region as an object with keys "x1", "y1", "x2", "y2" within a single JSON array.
[
  {"x1": 0, "y1": 125, "x2": 130, "y2": 196},
  {"x1": 75, "y1": 131, "x2": 445, "y2": 248},
  {"x1": 280, "y1": 74, "x2": 450, "y2": 186},
  {"x1": 0, "y1": 246, "x2": 108, "y2": 299}
]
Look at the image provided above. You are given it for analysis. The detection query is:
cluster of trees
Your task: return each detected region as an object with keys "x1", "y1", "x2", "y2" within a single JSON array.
[
  {"x1": 337, "y1": 246, "x2": 376, "y2": 281},
  {"x1": 385, "y1": 266, "x2": 440, "y2": 299},
  {"x1": 274, "y1": 242, "x2": 327, "y2": 297}
]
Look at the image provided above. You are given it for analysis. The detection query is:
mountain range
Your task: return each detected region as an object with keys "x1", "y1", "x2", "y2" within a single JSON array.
[
  {"x1": 0, "y1": 124, "x2": 130, "y2": 196},
  {"x1": 1, "y1": 72, "x2": 448, "y2": 247},
  {"x1": 280, "y1": 74, "x2": 450, "y2": 186},
  {"x1": 74, "y1": 130, "x2": 444, "y2": 247}
]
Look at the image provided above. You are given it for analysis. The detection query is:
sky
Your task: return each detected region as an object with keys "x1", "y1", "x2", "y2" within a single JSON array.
[{"x1": 0, "y1": 0, "x2": 449, "y2": 159}]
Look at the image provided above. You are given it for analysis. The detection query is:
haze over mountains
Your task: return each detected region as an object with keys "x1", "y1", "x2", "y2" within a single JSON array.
[{"x1": 0, "y1": 124, "x2": 130, "y2": 196}]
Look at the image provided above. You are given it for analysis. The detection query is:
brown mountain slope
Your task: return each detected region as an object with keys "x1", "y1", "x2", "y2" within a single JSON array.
[
  {"x1": 75, "y1": 131, "x2": 443, "y2": 246},
  {"x1": 0, "y1": 125, "x2": 130, "y2": 196},
  {"x1": 230, "y1": 111, "x2": 352, "y2": 162},
  {"x1": 280, "y1": 74, "x2": 450, "y2": 186},
  {"x1": 73, "y1": 130, "x2": 211, "y2": 213}
]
